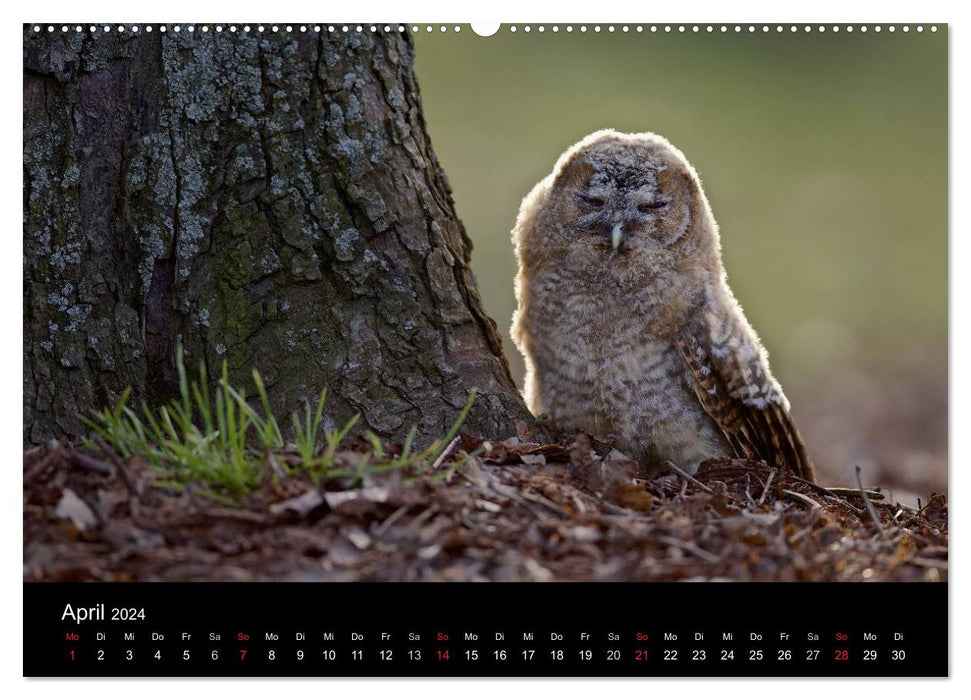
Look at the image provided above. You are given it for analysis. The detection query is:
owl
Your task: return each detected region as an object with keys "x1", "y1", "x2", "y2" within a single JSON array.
[{"x1": 511, "y1": 129, "x2": 815, "y2": 482}]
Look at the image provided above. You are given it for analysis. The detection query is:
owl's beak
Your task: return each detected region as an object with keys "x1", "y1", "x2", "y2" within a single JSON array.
[{"x1": 610, "y1": 223, "x2": 624, "y2": 251}]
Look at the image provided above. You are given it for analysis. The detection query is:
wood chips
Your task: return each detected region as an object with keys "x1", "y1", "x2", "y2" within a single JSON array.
[{"x1": 23, "y1": 435, "x2": 947, "y2": 582}]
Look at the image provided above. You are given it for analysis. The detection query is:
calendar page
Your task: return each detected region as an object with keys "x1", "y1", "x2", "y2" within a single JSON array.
[{"x1": 22, "y1": 19, "x2": 947, "y2": 678}]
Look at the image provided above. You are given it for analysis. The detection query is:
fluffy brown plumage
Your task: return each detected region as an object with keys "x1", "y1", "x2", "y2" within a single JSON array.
[{"x1": 511, "y1": 129, "x2": 815, "y2": 482}]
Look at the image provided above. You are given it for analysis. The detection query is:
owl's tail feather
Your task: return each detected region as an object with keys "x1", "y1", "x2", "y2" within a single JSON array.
[
  {"x1": 740, "y1": 403, "x2": 816, "y2": 483},
  {"x1": 677, "y1": 335, "x2": 817, "y2": 483}
]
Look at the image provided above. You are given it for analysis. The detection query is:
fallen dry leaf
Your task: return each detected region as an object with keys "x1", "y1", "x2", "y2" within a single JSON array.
[{"x1": 54, "y1": 489, "x2": 98, "y2": 532}]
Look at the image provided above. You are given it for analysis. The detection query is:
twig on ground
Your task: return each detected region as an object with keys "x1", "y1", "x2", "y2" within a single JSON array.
[
  {"x1": 824, "y1": 495, "x2": 865, "y2": 517},
  {"x1": 405, "y1": 506, "x2": 438, "y2": 534},
  {"x1": 856, "y1": 465, "x2": 889, "y2": 540},
  {"x1": 827, "y1": 486, "x2": 885, "y2": 501},
  {"x1": 664, "y1": 461, "x2": 713, "y2": 494},
  {"x1": 521, "y1": 489, "x2": 569, "y2": 516},
  {"x1": 70, "y1": 452, "x2": 114, "y2": 476},
  {"x1": 431, "y1": 436, "x2": 460, "y2": 471},
  {"x1": 758, "y1": 468, "x2": 777, "y2": 505},
  {"x1": 656, "y1": 535, "x2": 721, "y2": 564},
  {"x1": 201, "y1": 508, "x2": 271, "y2": 525},
  {"x1": 374, "y1": 504, "x2": 411, "y2": 538},
  {"x1": 743, "y1": 473, "x2": 755, "y2": 508},
  {"x1": 782, "y1": 488, "x2": 823, "y2": 510}
]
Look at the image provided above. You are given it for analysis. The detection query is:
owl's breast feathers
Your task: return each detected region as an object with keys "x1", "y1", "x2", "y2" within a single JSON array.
[{"x1": 675, "y1": 316, "x2": 816, "y2": 482}]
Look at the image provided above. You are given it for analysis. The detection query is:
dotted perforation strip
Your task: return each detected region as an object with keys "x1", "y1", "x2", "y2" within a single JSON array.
[{"x1": 27, "y1": 23, "x2": 941, "y2": 35}]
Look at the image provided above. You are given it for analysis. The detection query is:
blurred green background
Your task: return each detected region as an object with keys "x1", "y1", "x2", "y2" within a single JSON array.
[{"x1": 415, "y1": 26, "x2": 947, "y2": 494}]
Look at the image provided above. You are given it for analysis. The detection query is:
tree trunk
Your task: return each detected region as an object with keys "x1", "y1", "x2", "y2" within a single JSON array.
[{"x1": 23, "y1": 26, "x2": 534, "y2": 445}]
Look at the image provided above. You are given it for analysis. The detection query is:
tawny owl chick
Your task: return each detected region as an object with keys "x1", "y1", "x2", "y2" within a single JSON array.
[{"x1": 511, "y1": 129, "x2": 815, "y2": 482}]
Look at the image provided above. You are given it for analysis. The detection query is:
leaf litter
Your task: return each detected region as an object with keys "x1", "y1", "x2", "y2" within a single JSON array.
[{"x1": 23, "y1": 433, "x2": 947, "y2": 583}]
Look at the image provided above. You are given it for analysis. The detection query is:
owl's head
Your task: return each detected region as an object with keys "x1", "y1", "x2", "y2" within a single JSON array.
[{"x1": 514, "y1": 129, "x2": 721, "y2": 280}]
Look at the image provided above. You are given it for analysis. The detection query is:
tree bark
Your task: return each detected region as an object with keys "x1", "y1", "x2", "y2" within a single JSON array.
[{"x1": 23, "y1": 26, "x2": 534, "y2": 445}]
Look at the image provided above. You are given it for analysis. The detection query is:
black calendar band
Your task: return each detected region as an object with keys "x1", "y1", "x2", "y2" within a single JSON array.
[{"x1": 24, "y1": 582, "x2": 947, "y2": 677}]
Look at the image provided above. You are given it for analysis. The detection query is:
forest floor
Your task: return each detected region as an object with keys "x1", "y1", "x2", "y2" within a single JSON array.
[
  {"x1": 23, "y1": 433, "x2": 947, "y2": 583},
  {"x1": 24, "y1": 435, "x2": 948, "y2": 581}
]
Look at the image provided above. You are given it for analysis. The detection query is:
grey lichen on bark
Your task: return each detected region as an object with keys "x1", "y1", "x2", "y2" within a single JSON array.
[{"x1": 23, "y1": 26, "x2": 535, "y2": 445}]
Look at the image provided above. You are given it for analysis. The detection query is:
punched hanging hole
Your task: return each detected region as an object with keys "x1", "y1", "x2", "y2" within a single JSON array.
[{"x1": 471, "y1": 23, "x2": 500, "y2": 37}]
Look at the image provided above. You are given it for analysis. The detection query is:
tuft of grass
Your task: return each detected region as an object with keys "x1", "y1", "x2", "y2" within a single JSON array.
[{"x1": 83, "y1": 348, "x2": 479, "y2": 499}]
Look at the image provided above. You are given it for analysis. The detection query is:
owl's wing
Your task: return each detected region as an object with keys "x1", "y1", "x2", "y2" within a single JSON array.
[{"x1": 676, "y1": 324, "x2": 816, "y2": 483}]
